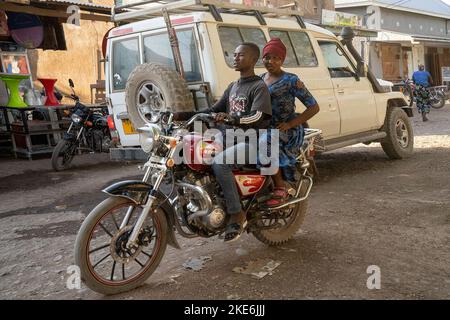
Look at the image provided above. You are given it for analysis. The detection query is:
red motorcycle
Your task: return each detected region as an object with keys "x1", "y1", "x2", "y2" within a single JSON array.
[{"x1": 75, "y1": 112, "x2": 321, "y2": 294}]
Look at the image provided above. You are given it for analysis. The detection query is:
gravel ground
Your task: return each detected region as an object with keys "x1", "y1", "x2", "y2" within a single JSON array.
[{"x1": 0, "y1": 106, "x2": 449, "y2": 300}]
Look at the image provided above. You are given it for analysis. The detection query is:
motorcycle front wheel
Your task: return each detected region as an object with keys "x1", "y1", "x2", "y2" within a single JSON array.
[
  {"x1": 51, "y1": 139, "x2": 77, "y2": 171},
  {"x1": 75, "y1": 197, "x2": 168, "y2": 295},
  {"x1": 403, "y1": 86, "x2": 414, "y2": 107}
]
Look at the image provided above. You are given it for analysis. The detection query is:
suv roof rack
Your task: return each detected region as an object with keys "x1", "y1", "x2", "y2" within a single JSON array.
[{"x1": 112, "y1": 0, "x2": 306, "y2": 28}]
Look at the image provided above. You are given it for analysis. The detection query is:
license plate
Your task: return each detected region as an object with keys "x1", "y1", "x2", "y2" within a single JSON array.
[{"x1": 122, "y1": 119, "x2": 137, "y2": 135}]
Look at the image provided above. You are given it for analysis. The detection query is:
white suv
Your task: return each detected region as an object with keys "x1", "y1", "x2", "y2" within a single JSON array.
[{"x1": 105, "y1": 0, "x2": 413, "y2": 160}]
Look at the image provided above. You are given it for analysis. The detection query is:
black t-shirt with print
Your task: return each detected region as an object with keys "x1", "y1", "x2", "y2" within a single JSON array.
[{"x1": 210, "y1": 75, "x2": 272, "y2": 130}]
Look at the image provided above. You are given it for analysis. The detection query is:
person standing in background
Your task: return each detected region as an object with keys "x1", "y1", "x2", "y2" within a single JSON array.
[{"x1": 412, "y1": 64, "x2": 433, "y2": 122}]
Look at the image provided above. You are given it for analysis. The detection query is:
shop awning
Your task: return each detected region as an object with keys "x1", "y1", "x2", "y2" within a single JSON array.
[
  {"x1": 0, "y1": 0, "x2": 121, "y2": 22},
  {"x1": 412, "y1": 35, "x2": 450, "y2": 45},
  {"x1": 371, "y1": 31, "x2": 414, "y2": 43},
  {"x1": 370, "y1": 31, "x2": 450, "y2": 46}
]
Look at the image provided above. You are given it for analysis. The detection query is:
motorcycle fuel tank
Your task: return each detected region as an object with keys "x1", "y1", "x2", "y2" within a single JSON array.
[{"x1": 183, "y1": 133, "x2": 222, "y2": 172}]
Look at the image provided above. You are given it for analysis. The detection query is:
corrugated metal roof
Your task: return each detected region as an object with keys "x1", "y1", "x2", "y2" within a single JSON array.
[
  {"x1": 336, "y1": 0, "x2": 450, "y2": 18},
  {"x1": 377, "y1": 0, "x2": 450, "y2": 16},
  {"x1": 31, "y1": 0, "x2": 116, "y2": 13}
]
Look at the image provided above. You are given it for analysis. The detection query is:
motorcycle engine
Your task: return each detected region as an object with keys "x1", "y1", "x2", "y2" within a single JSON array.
[{"x1": 182, "y1": 173, "x2": 226, "y2": 232}]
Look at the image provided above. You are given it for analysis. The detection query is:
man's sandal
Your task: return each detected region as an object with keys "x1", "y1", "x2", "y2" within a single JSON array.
[
  {"x1": 224, "y1": 220, "x2": 248, "y2": 243},
  {"x1": 265, "y1": 187, "x2": 289, "y2": 207}
]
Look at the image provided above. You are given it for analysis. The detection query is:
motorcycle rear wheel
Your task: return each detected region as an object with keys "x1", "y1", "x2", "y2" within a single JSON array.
[
  {"x1": 75, "y1": 197, "x2": 168, "y2": 295},
  {"x1": 51, "y1": 139, "x2": 77, "y2": 171},
  {"x1": 431, "y1": 91, "x2": 446, "y2": 109},
  {"x1": 252, "y1": 180, "x2": 308, "y2": 246}
]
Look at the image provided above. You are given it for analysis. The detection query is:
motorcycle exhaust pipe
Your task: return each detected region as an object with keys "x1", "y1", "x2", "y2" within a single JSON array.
[
  {"x1": 267, "y1": 175, "x2": 314, "y2": 211},
  {"x1": 176, "y1": 182, "x2": 213, "y2": 222}
]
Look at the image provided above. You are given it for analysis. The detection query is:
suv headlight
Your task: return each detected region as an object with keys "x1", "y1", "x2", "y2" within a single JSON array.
[
  {"x1": 138, "y1": 123, "x2": 161, "y2": 153},
  {"x1": 71, "y1": 113, "x2": 83, "y2": 124}
]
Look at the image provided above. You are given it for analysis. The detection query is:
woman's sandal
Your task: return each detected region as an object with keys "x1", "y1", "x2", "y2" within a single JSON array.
[{"x1": 265, "y1": 187, "x2": 289, "y2": 207}]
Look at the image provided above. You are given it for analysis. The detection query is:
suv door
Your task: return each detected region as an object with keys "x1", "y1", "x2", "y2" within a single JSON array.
[
  {"x1": 318, "y1": 41, "x2": 378, "y2": 135},
  {"x1": 109, "y1": 35, "x2": 141, "y2": 146},
  {"x1": 269, "y1": 30, "x2": 341, "y2": 139}
]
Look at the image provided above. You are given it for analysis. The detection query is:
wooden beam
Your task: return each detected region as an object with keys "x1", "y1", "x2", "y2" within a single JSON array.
[
  {"x1": 5, "y1": 0, "x2": 30, "y2": 4},
  {"x1": 80, "y1": 13, "x2": 112, "y2": 22},
  {"x1": 0, "y1": 3, "x2": 112, "y2": 22}
]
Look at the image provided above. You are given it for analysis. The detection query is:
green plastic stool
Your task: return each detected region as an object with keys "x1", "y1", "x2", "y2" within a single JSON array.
[{"x1": 0, "y1": 73, "x2": 29, "y2": 108}]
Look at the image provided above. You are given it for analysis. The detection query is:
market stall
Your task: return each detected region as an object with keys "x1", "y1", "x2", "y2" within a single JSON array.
[{"x1": 0, "y1": 1, "x2": 114, "y2": 159}]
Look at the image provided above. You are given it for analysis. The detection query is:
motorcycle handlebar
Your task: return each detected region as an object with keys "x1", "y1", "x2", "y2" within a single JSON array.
[
  {"x1": 181, "y1": 112, "x2": 233, "y2": 128},
  {"x1": 182, "y1": 113, "x2": 214, "y2": 128}
]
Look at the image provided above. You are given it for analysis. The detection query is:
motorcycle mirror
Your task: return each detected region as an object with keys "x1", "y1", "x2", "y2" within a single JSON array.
[{"x1": 69, "y1": 79, "x2": 74, "y2": 88}]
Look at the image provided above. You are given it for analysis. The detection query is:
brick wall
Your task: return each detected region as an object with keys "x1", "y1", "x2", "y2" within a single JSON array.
[{"x1": 28, "y1": 0, "x2": 114, "y2": 103}]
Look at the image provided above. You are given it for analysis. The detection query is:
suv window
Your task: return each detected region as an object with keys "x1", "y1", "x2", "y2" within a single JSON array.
[
  {"x1": 269, "y1": 30, "x2": 318, "y2": 67},
  {"x1": 268, "y1": 30, "x2": 297, "y2": 67},
  {"x1": 218, "y1": 26, "x2": 266, "y2": 67},
  {"x1": 143, "y1": 29, "x2": 202, "y2": 82},
  {"x1": 289, "y1": 32, "x2": 318, "y2": 67},
  {"x1": 112, "y1": 37, "x2": 140, "y2": 91},
  {"x1": 319, "y1": 41, "x2": 356, "y2": 78}
]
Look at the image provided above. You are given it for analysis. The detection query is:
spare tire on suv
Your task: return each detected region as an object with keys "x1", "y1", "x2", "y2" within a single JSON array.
[{"x1": 125, "y1": 63, "x2": 195, "y2": 128}]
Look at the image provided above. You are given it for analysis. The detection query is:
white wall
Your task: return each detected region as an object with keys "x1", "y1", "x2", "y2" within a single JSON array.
[
  {"x1": 412, "y1": 44, "x2": 425, "y2": 71},
  {"x1": 368, "y1": 43, "x2": 383, "y2": 79}
]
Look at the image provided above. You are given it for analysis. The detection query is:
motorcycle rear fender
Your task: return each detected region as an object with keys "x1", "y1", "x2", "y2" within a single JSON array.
[{"x1": 103, "y1": 180, "x2": 181, "y2": 249}]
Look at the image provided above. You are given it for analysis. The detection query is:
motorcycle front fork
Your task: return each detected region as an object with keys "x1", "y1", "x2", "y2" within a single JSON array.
[
  {"x1": 125, "y1": 148, "x2": 177, "y2": 249},
  {"x1": 126, "y1": 168, "x2": 165, "y2": 249}
]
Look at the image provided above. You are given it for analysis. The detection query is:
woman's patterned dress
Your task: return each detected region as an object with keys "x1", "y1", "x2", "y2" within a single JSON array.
[{"x1": 260, "y1": 72, "x2": 317, "y2": 181}]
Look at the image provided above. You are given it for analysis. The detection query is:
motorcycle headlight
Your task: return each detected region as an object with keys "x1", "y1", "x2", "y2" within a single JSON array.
[
  {"x1": 138, "y1": 123, "x2": 161, "y2": 153},
  {"x1": 71, "y1": 113, "x2": 83, "y2": 124}
]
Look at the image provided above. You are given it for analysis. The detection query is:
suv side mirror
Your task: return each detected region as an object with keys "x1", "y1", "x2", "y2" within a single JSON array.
[{"x1": 69, "y1": 79, "x2": 74, "y2": 88}]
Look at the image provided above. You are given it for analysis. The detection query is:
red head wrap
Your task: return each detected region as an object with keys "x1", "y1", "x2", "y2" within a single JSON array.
[{"x1": 262, "y1": 38, "x2": 287, "y2": 61}]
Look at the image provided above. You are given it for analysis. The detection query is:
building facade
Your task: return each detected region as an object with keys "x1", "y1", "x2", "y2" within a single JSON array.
[
  {"x1": 0, "y1": 0, "x2": 114, "y2": 103},
  {"x1": 224, "y1": 0, "x2": 335, "y2": 23},
  {"x1": 336, "y1": 0, "x2": 450, "y2": 85}
]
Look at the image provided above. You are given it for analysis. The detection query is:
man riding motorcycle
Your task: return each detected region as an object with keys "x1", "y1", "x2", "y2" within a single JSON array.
[{"x1": 173, "y1": 42, "x2": 272, "y2": 242}]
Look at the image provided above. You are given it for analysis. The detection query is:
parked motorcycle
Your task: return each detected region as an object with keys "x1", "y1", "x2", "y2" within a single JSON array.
[
  {"x1": 397, "y1": 77, "x2": 415, "y2": 107},
  {"x1": 51, "y1": 79, "x2": 114, "y2": 171},
  {"x1": 74, "y1": 111, "x2": 321, "y2": 294},
  {"x1": 428, "y1": 86, "x2": 448, "y2": 109},
  {"x1": 397, "y1": 77, "x2": 447, "y2": 109}
]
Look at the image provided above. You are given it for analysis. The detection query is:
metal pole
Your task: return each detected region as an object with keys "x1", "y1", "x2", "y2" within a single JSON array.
[{"x1": 162, "y1": 8, "x2": 185, "y2": 79}]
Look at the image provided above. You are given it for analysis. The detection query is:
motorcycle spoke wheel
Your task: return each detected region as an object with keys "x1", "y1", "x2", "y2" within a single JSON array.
[
  {"x1": 252, "y1": 178, "x2": 308, "y2": 246},
  {"x1": 260, "y1": 207, "x2": 295, "y2": 229},
  {"x1": 86, "y1": 202, "x2": 162, "y2": 286},
  {"x1": 52, "y1": 140, "x2": 77, "y2": 171}
]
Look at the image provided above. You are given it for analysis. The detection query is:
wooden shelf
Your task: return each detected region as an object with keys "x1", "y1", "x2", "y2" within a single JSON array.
[{"x1": 0, "y1": 106, "x2": 69, "y2": 159}]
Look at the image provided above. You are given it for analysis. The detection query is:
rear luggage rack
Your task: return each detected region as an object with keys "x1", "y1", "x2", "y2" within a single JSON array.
[{"x1": 112, "y1": 0, "x2": 306, "y2": 27}]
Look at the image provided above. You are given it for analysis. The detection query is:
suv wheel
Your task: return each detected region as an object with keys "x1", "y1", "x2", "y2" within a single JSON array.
[
  {"x1": 381, "y1": 107, "x2": 414, "y2": 159},
  {"x1": 125, "y1": 63, "x2": 195, "y2": 128}
]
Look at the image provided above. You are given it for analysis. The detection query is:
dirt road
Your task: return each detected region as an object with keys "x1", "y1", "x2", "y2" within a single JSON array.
[{"x1": 0, "y1": 107, "x2": 449, "y2": 300}]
